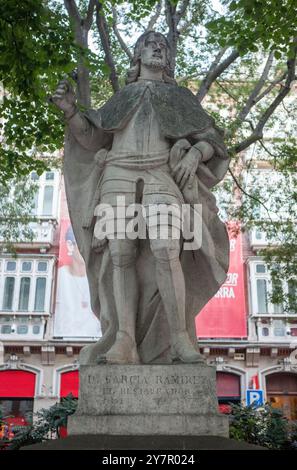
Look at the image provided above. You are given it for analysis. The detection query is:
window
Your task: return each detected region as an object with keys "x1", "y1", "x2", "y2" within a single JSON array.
[
  {"x1": 42, "y1": 186, "x2": 54, "y2": 216},
  {"x1": 262, "y1": 327, "x2": 269, "y2": 336},
  {"x1": 255, "y1": 230, "x2": 263, "y2": 240},
  {"x1": 256, "y1": 264, "x2": 266, "y2": 274},
  {"x1": 17, "y1": 325, "x2": 28, "y2": 334},
  {"x1": 1, "y1": 325, "x2": 12, "y2": 334},
  {"x1": 27, "y1": 170, "x2": 59, "y2": 218},
  {"x1": 250, "y1": 261, "x2": 295, "y2": 315},
  {"x1": 31, "y1": 189, "x2": 39, "y2": 216},
  {"x1": 272, "y1": 278, "x2": 284, "y2": 314},
  {"x1": 45, "y1": 172, "x2": 55, "y2": 181},
  {"x1": 6, "y1": 261, "x2": 16, "y2": 272},
  {"x1": 288, "y1": 281, "x2": 297, "y2": 312},
  {"x1": 37, "y1": 261, "x2": 47, "y2": 272},
  {"x1": 34, "y1": 278, "x2": 46, "y2": 311},
  {"x1": 32, "y1": 325, "x2": 40, "y2": 335},
  {"x1": 30, "y1": 171, "x2": 39, "y2": 181},
  {"x1": 288, "y1": 281, "x2": 297, "y2": 297},
  {"x1": 256, "y1": 279, "x2": 268, "y2": 313},
  {"x1": 0, "y1": 258, "x2": 52, "y2": 313},
  {"x1": 21, "y1": 262, "x2": 32, "y2": 272},
  {"x1": 2, "y1": 277, "x2": 15, "y2": 310},
  {"x1": 273, "y1": 320, "x2": 285, "y2": 337},
  {"x1": 18, "y1": 278, "x2": 31, "y2": 311}
]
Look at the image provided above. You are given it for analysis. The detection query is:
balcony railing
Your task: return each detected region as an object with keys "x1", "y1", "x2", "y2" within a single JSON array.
[
  {"x1": 29, "y1": 219, "x2": 57, "y2": 246},
  {"x1": 0, "y1": 218, "x2": 57, "y2": 250},
  {"x1": 249, "y1": 229, "x2": 280, "y2": 249},
  {"x1": 249, "y1": 315, "x2": 297, "y2": 343},
  {"x1": 0, "y1": 312, "x2": 48, "y2": 341}
]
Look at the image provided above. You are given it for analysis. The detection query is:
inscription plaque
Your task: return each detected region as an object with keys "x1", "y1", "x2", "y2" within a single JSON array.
[{"x1": 68, "y1": 363, "x2": 228, "y2": 436}]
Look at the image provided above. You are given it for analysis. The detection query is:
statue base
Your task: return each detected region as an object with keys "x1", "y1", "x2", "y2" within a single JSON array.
[{"x1": 68, "y1": 364, "x2": 228, "y2": 437}]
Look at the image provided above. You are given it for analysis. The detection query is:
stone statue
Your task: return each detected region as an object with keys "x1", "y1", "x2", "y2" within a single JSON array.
[{"x1": 51, "y1": 31, "x2": 230, "y2": 366}]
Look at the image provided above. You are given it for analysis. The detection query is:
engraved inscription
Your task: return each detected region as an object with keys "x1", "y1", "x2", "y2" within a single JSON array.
[{"x1": 86, "y1": 373, "x2": 211, "y2": 400}]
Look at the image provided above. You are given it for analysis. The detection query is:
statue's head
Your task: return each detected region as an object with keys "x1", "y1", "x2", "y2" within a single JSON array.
[{"x1": 126, "y1": 31, "x2": 175, "y2": 84}]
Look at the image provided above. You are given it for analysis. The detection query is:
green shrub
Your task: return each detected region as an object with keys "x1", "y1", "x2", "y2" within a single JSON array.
[
  {"x1": 7, "y1": 394, "x2": 77, "y2": 450},
  {"x1": 229, "y1": 402, "x2": 295, "y2": 449}
]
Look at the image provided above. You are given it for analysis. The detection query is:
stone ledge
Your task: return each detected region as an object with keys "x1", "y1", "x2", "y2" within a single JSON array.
[
  {"x1": 68, "y1": 413, "x2": 228, "y2": 436},
  {"x1": 22, "y1": 434, "x2": 266, "y2": 450}
]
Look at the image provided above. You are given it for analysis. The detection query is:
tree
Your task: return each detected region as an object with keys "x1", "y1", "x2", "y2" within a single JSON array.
[
  {"x1": 0, "y1": 178, "x2": 36, "y2": 251},
  {"x1": 0, "y1": 0, "x2": 296, "y2": 298}
]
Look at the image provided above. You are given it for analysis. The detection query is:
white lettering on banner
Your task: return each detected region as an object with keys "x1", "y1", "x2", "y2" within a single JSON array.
[
  {"x1": 224, "y1": 273, "x2": 238, "y2": 286},
  {"x1": 215, "y1": 286, "x2": 235, "y2": 299},
  {"x1": 214, "y1": 272, "x2": 238, "y2": 298}
]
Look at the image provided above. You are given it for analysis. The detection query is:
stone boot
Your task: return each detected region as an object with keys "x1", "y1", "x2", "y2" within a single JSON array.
[
  {"x1": 171, "y1": 330, "x2": 205, "y2": 363},
  {"x1": 104, "y1": 331, "x2": 140, "y2": 364}
]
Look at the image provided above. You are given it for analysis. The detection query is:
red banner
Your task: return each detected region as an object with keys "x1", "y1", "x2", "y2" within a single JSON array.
[{"x1": 195, "y1": 224, "x2": 247, "y2": 338}]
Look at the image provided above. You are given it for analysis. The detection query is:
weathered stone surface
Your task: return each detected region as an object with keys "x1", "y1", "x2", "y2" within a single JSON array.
[
  {"x1": 52, "y1": 31, "x2": 230, "y2": 366},
  {"x1": 68, "y1": 364, "x2": 228, "y2": 437},
  {"x1": 52, "y1": 31, "x2": 230, "y2": 441}
]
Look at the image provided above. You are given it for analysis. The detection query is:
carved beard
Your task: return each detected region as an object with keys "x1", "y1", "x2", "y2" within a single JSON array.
[{"x1": 141, "y1": 56, "x2": 166, "y2": 70}]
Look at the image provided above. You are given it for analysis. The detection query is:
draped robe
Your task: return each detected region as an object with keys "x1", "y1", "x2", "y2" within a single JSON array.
[{"x1": 64, "y1": 80, "x2": 230, "y2": 363}]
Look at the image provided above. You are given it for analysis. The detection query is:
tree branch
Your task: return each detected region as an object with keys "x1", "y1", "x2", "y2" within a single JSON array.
[
  {"x1": 196, "y1": 48, "x2": 239, "y2": 102},
  {"x1": 165, "y1": 0, "x2": 180, "y2": 75},
  {"x1": 96, "y1": 2, "x2": 119, "y2": 92},
  {"x1": 83, "y1": 0, "x2": 96, "y2": 32},
  {"x1": 64, "y1": 0, "x2": 81, "y2": 26},
  {"x1": 112, "y1": 7, "x2": 133, "y2": 61},
  {"x1": 254, "y1": 71, "x2": 287, "y2": 104},
  {"x1": 146, "y1": 1, "x2": 162, "y2": 31},
  {"x1": 228, "y1": 168, "x2": 275, "y2": 224},
  {"x1": 236, "y1": 51, "x2": 274, "y2": 124},
  {"x1": 64, "y1": 0, "x2": 91, "y2": 107},
  {"x1": 164, "y1": 0, "x2": 191, "y2": 75},
  {"x1": 233, "y1": 45, "x2": 297, "y2": 154},
  {"x1": 215, "y1": 79, "x2": 239, "y2": 102}
]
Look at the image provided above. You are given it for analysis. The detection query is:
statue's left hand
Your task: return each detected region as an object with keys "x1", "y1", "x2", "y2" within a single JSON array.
[
  {"x1": 172, "y1": 146, "x2": 202, "y2": 189},
  {"x1": 91, "y1": 236, "x2": 108, "y2": 253}
]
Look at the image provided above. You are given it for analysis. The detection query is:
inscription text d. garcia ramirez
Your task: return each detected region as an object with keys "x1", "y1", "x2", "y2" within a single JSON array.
[{"x1": 87, "y1": 374, "x2": 209, "y2": 386}]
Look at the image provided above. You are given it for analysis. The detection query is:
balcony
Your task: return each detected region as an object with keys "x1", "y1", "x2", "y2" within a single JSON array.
[
  {"x1": 0, "y1": 218, "x2": 58, "y2": 251},
  {"x1": 0, "y1": 312, "x2": 48, "y2": 341},
  {"x1": 26, "y1": 219, "x2": 57, "y2": 249},
  {"x1": 249, "y1": 229, "x2": 280, "y2": 250},
  {"x1": 249, "y1": 314, "x2": 297, "y2": 343}
]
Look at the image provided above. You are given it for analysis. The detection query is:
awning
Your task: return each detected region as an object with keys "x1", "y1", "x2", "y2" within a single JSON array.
[
  {"x1": 216, "y1": 372, "x2": 241, "y2": 398},
  {"x1": 60, "y1": 370, "x2": 79, "y2": 398},
  {"x1": 0, "y1": 370, "x2": 36, "y2": 398},
  {"x1": 266, "y1": 373, "x2": 297, "y2": 395}
]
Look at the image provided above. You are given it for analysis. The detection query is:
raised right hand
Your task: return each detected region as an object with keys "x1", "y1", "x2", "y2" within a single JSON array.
[{"x1": 50, "y1": 79, "x2": 77, "y2": 116}]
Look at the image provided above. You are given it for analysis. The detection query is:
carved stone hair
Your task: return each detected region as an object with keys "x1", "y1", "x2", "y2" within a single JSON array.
[{"x1": 126, "y1": 31, "x2": 176, "y2": 85}]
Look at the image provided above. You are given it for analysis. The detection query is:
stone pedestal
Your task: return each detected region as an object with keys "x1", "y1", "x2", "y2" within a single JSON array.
[{"x1": 68, "y1": 363, "x2": 228, "y2": 437}]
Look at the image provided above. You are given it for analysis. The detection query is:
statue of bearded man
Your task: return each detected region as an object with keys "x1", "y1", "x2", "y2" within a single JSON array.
[{"x1": 51, "y1": 31, "x2": 230, "y2": 366}]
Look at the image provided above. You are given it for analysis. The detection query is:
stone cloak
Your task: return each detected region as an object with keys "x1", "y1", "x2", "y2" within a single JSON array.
[{"x1": 63, "y1": 81, "x2": 230, "y2": 363}]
